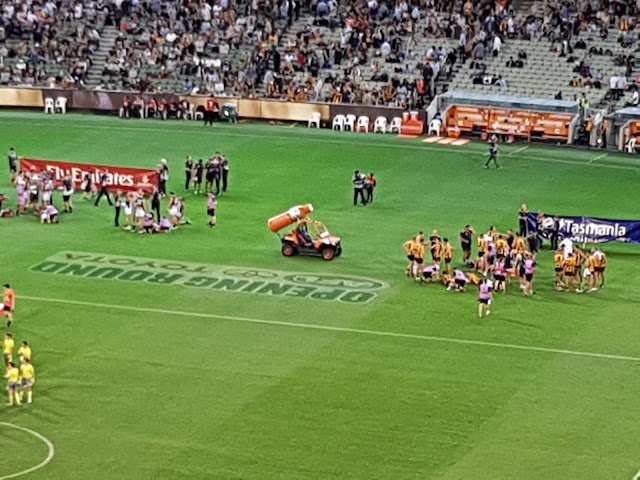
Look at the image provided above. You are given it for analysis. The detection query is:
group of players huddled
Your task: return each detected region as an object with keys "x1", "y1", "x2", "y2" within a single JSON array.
[
  {"x1": 1, "y1": 285, "x2": 33, "y2": 408},
  {"x1": 3, "y1": 148, "x2": 73, "y2": 223},
  {"x1": 403, "y1": 220, "x2": 608, "y2": 318},
  {"x1": 4, "y1": 332, "x2": 35, "y2": 407},
  {"x1": 3, "y1": 147, "x2": 229, "y2": 233}
]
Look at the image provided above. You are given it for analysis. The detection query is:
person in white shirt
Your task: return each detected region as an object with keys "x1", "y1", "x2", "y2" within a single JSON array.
[
  {"x1": 493, "y1": 35, "x2": 502, "y2": 56},
  {"x1": 559, "y1": 238, "x2": 574, "y2": 259}
]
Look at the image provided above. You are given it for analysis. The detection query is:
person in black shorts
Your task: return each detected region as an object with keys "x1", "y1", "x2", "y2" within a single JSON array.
[
  {"x1": 94, "y1": 170, "x2": 113, "y2": 206},
  {"x1": 460, "y1": 225, "x2": 474, "y2": 266},
  {"x1": 194, "y1": 159, "x2": 204, "y2": 195},
  {"x1": 8, "y1": 147, "x2": 18, "y2": 181},
  {"x1": 205, "y1": 158, "x2": 216, "y2": 193}
]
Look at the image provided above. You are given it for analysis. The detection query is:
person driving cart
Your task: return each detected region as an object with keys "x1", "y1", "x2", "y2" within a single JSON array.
[
  {"x1": 267, "y1": 204, "x2": 342, "y2": 261},
  {"x1": 295, "y1": 221, "x2": 313, "y2": 247}
]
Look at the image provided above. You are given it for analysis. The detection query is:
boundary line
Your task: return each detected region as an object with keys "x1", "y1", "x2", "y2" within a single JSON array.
[
  {"x1": 20, "y1": 295, "x2": 640, "y2": 364},
  {"x1": 0, "y1": 423, "x2": 55, "y2": 479},
  {"x1": 3, "y1": 119, "x2": 640, "y2": 172},
  {"x1": 507, "y1": 146, "x2": 529, "y2": 157}
]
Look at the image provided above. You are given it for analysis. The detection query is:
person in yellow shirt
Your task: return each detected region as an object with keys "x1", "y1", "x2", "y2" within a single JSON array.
[
  {"x1": 19, "y1": 358, "x2": 35, "y2": 404},
  {"x1": 578, "y1": 251, "x2": 597, "y2": 293},
  {"x1": 430, "y1": 238, "x2": 444, "y2": 264},
  {"x1": 403, "y1": 237, "x2": 417, "y2": 277},
  {"x1": 476, "y1": 235, "x2": 488, "y2": 272},
  {"x1": 442, "y1": 238, "x2": 454, "y2": 275},
  {"x1": 594, "y1": 248, "x2": 608, "y2": 288},
  {"x1": 5, "y1": 362, "x2": 21, "y2": 406},
  {"x1": 563, "y1": 254, "x2": 578, "y2": 291},
  {"x1": 496, "y1": 235, "x2": 509, "y2": 257},
  {"x1": 18, "y1": 341, "x2": 31, "y2": 363},
  {"x1": 513, "y1": 235, "x2": 527, "y2": 255},
  {"x1": 4, "y1": 332, "x2": 14, "y2": 366},
  {"x1": 553, "y1": 250, "x2": 565, "y2": 291},
  {"x1": 412, "y1": 241, "x2": 426, "y2": 278}
]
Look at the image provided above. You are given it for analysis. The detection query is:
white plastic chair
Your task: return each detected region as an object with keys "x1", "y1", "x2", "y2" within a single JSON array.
[
  {"x1": 44, "y1": 98, "x2": 55, "y2": 114},
  {"x1": 389, "y1": 116, "x2": 402, "y2": 133},
  {"x1": 373, "y1": 116, "x2": 387, "y2": 133},
  {"x1": 428, "y1": 119, "x2": 442, "y2": 136},
  {"x1": 332, "y1": 114, "x2": 345, "y2": 131},
  {"x1": 356, "y1": 116, "x2": 369, "y2": 132},
  {"x1": 308, "y1": 112, "x2": 321, "y2": 128},
  {"x1": 626, "y1": 137, "x2": 637, "y2": 153},
  {"x1": 344, "y1": 114, "x2": 356, "y2": 131},
  {"x1": 55, "y1": 97, "x2": 67, "y2": 113}
]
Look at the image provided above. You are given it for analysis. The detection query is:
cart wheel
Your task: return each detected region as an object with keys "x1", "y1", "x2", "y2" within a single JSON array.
[
  {"x1": 282, "y1": 244, "x2": 296, "y2": 257},
  {"x1": 321, "y1": 247, "x2": 336, "y2": 261}
]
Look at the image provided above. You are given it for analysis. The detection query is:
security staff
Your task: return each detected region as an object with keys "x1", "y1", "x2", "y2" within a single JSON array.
[
  {"x1": 204, "y1": 96, "x2": 219, "y2": 126},
  {"x1": 184, "y1": 156, "x2": 194, "y2": 190},
  {"x1": 94, "y1": 170, "x2": 113, "y2": 206},
  {"x1": 7, "y1": 147, "x2": 18, "y2": 181},
  {"x1": 352, "y1": 170, "x2": 366, "y2": 206}
]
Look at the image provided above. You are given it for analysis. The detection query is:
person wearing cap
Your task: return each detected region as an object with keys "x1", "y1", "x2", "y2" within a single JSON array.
[{"x1": 352, "y1": 170, "x2": 366, "y2": 206}]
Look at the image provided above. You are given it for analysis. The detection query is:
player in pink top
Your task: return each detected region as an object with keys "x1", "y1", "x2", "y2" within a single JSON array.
[
  {"x1": 493, "y1": 257, "x2": 507, "y2": 294},
  {"x1": 206, "y1": 192, "x2": 217, "y2": 228},
  {"x1": 449, "y1": 269, "x2": 468, "y2": 292},
  {"x1": 478, "y1": 279, "x2": 493, "y2": 317},
  {"x1": 522, "y1": 254, "x2": 536, "y2": 296},
  {"x1": 418, "y1": 263, "x2": 440, "y2": 283},
  {"x1": 39, "y1": 203, "x2": 58, "y2": 224}
]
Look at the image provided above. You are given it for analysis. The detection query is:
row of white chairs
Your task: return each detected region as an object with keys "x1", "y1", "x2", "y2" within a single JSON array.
[
  {"x1": 44, "y1": 97, "x2": 67, "y2": 114},
  {"x1": 308, "y1": 113, "x2": 402, "y2": 133}
]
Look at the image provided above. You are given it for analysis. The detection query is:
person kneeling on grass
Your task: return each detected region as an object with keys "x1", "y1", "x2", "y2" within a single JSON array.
[
  {"x1": 40, "y1": 202, "x2": 59, "y2": 224},
  {"x1": 448, "y1": 269, "x2": 469, "y2": 292},
  {"x1": 158, "y1": 216, "x2": 173, "y2": 232},
  {"x1": 140, "y1": 212, "x2": 157, "y2": 234},
  {"x1": 417, "y1": 263, "x2": 440, "y2": 283}
]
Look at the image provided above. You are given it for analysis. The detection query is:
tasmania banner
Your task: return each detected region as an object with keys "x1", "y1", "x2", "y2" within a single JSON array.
[
  {"x1": 20, "y1": 158, "x2": 158, "y2": 193},
  {"x1": 526, "y1": 212, "x2": 640, "y2": 244}
]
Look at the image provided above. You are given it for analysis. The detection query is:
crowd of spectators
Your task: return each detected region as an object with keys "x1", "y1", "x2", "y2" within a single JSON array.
[{"x1": 0, "y1": 0, "x2": 105, "y2": 88}]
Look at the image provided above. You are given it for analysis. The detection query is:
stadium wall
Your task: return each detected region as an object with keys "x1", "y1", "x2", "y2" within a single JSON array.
[{"x1": 0, "y1": 87, "x2": 406, "y2": 124}]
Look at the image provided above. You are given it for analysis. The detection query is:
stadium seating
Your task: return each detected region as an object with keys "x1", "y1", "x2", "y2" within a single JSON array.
[{"x1": 1, "y1": 0, "x2": 638, "y2": 114}]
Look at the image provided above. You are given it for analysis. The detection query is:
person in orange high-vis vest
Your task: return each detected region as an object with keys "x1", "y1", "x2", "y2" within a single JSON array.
[
  {"x1": 205, "y1": 96, "x2": 219, "y2": 126},
  {"x1": 1, "y1": 284, "x2": 15, "y2": 328}
]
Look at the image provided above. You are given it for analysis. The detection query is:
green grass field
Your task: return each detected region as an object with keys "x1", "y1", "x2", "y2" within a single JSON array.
[{"x1": 1, "y1": 111, "x2": 640, "y2": 479}]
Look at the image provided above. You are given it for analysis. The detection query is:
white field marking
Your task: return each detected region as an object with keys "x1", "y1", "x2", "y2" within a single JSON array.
[
  {"x1": 507, "y1": 145, "x2": 529, "y2": 157},
  {"x1": 590, "y1": 153, "x2": 608, "y2": 164},
  {"x1": 5, "y1": 119, "x2": 640, "y2": 172},
  {"x1": 19, "y1": 295, "x2": 640, "y2": 364},
  {"x1": 0, "y1": 423, "x2": 55, "y2": 480},
  {"x1": 631, "y1": 471, "x2": 640, "y2": 480}
]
